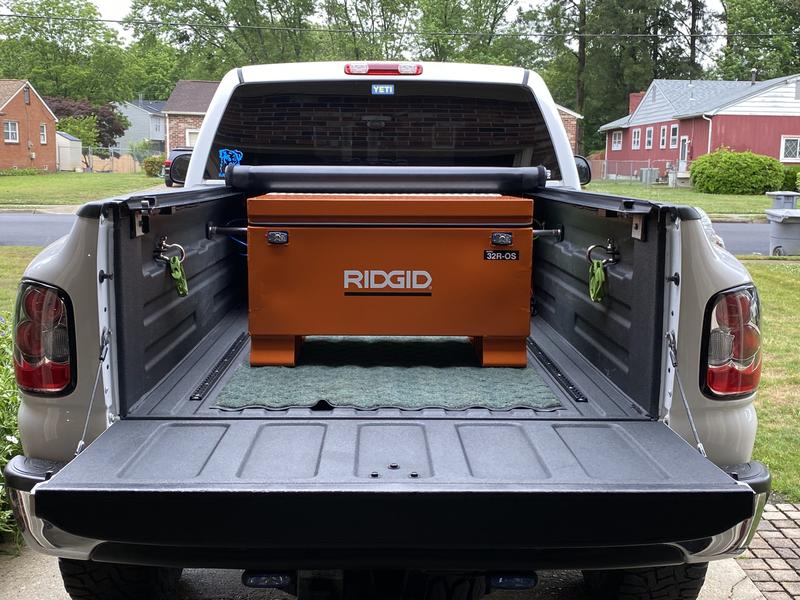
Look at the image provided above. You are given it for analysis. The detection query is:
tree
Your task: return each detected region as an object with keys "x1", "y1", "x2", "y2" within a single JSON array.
[
  {"x1": 0, "y1": 0, "x2": 137, "y2": 103},
  {"x1": 128, "y1": 0, "x2": 320, "y2": 75},
  {"x1": 45, "y1": 98, "x2": 129, "y2": 148},
  {"x1": 716, "y1": 0, "x2": 800, "y2": 80},
  {"x1": 58, "y1": 116, "x2": 99, "y2": 168}
]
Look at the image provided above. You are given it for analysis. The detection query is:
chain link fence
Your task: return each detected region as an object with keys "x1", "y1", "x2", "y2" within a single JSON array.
[
  {"x1": 589, "y1": 159, "x2": 693, "y2": 187},
  {"x1": 57, "y1": 145, "x2": 165, "y2": 174}
]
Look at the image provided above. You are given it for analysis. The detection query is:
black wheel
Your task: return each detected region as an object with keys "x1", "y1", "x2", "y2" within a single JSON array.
[
  {"x1": 165, "y1": 178, "x2": 174, "y2": 187},
  {"x1": 772, "y1": 246, "x2": 785, "y2": 256},
  {"x1": 58, "y1": 558, "x2": 182, "y2": 600},
  {"x1": 582, "y1": 563, "x2": 708, "y2": 600}
]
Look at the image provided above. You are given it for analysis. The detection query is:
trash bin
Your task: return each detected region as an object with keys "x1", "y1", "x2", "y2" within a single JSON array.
[
  {"x1": 765, "y1": 208, "x2": 800, "y2": 256},
  {"x1": 766, "y1": 191, "x2": 800, "y2": 209}
]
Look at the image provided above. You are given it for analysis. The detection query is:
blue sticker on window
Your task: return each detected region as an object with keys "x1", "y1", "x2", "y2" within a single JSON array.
[
  {"x1": 371, "y1": 84, "x2": 395, "y2": 95},
  {"x1": 219, "y1": 148, "x2": 244, "y2": 178}
]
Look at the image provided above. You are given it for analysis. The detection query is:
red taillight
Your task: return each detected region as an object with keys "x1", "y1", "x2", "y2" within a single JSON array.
[
  {"x1": 344, "y1": 62, "x2": 423, "y2": 75},
  {"x1": 164, "y1": 159, "x2": 172, "y2": 167},
  {"x1": 13, "y1": 282, "x2": 73, "y2": 394},
  {"x1": 22, "y1": 286, "x2": 63, "y2": 326},
  {"x1": 704, "y1": 286, "x2": 761, "y2": 398}
]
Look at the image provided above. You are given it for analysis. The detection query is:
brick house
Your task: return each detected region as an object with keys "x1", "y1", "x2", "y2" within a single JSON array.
[
  {"x1": 163, "y1": 81, "x2": 220, "y2": 153},
  {"x1": 599, "y1": 74, "x2": 800, "y2": 177},
  {"x1": 0, "y1": 80, "x2": 58, "y2": 171},
  {"x1": 556, "y1": 105, "x2": 583, "y2": 153},
  {"x1": 163, "y1": 78, "x2": 583, "y2": 154}
]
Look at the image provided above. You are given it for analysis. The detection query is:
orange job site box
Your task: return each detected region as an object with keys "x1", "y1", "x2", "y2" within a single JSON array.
[{"x1": 247, "y1": 194, "x2": 534, "y2": 367}]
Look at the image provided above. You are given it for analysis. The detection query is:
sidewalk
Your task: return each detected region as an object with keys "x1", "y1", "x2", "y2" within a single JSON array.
[
  {"x1": 0, "y1": 205, "x2": 79, "y2": 214},
  {"x1": 740, "y1": 503, "x2": 800, "y2": 598}
]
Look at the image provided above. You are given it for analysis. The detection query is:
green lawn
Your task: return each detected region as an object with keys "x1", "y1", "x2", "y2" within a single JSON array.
[
  {"x1": 0, "y1": 247, "x2": 40, "y2": 314},
  {"x1": 743, "y1": 259, "x2": 800, "y2": 501},
  {"x1": 0, "y1": 172, "x2": 157, "y2": 206},
  {"x1": 586, "y1": 181, "x2": 770, "y2": 216}
]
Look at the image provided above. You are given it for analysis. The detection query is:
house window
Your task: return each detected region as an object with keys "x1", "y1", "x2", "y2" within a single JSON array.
[
  {"x1": 645, "y1": 127, "x2": 654, "y2": 149},
  {"x1": 39, "y1": 124, "x2": 47, "y2": 144},
  {"x1": 185, "y1": 128, "x2": 200, "y2": 147},
  {"x1": 659, "y1": 125, "x2": 667, "y2": 149},
  {"x1": 632, "y1": 128, "x2": 641, "y2": 150},
  {"x1": 154, "y1": 119, "x2": 161, "y2": 133},
  {"x1": 611, "y1": 130, "x2": 623, "y2": 151},
  {"x1": 781, "y1": 136, "x2": 800, "y2": 162},
  {"x1": 3, "y1": 121, "x2": 19, "y2": 143},
  {"x1": 670, "y1": 124, "x2": 679, "y2": 148},
  {"x1": 23, "y1": 86, "x2": 30, "y2": 104}
]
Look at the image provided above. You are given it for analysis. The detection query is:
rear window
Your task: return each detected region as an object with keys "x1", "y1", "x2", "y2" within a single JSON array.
[{"x1": 206, "y1": 80, "x2": 561, "y2": 180}]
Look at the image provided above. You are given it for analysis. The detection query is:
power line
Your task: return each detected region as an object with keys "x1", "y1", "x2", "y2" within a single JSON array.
[{"x1": 1, "y1": 12, "x2": 798, "y2": 39}]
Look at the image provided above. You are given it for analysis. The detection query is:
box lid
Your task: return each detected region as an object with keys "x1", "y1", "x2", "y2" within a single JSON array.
[{"x1": 248, "y1": 193, "x2": 533, "y2": 225}]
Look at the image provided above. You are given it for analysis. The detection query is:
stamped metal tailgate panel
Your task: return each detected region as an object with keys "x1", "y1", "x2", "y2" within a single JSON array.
[{"x1": 34, "y1": 418, "x2": 754, "y2": 548}]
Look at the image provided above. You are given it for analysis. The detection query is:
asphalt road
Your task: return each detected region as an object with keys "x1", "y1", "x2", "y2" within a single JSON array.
[
  {"x1": 714, "y1": 223, "x2": 770, "y2": 255},
  {"x1": 0, "y1": 213, "x2": 75, "y2": 247},
  {"x1": 0, "y1": 213, "x2": 772, "y2": 256}
]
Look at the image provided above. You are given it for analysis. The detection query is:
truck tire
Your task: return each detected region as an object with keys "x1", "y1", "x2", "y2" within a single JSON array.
[
  {"x1": 58, "y1": 559, "x2": 182, "y2": 600},
  {"x1": 582, "y1": 563, "x2": 708, "y2": 600},
  {"x1": 423, "y1": 575, "x2": 486, "y2": 600}
]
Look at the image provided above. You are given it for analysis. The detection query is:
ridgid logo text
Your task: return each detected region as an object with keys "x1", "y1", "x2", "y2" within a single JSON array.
[{"x1": 343, "y1": 270, "x2": 432, "y2": 296}]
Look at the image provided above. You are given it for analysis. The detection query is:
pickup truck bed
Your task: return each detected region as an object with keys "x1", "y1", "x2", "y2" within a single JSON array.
[{"x1": 127, "y1": 308, "x2": 646, "y2": 421}]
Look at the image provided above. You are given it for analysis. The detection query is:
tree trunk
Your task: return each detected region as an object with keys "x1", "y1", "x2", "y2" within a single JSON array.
[
  {"x1": 689, "y1": 0, "x2": 702, "y2": 72},
  {"x1": 575, "y1": 0, "x2": 586, "y2": 154}
]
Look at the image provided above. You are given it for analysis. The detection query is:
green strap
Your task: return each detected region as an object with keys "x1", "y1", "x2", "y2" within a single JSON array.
[
  {"x1": 589, "y1": 259, "x2": 606, "y2": 303},
  {"x1": 169, "y1": 255, "x2": 189, "y2": 297}
]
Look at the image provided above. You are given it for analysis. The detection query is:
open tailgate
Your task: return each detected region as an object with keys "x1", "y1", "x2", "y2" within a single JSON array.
[{"x1": 34, "y1": 418, "x2": 754, "y2": 549}]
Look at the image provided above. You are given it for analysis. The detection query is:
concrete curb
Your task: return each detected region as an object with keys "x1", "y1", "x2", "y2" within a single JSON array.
[
  {"x1": 0, "y1": 206, "x2": 78, "y2": 215},
  {"x1": 710, "y1": 215, "x2": 768, "y2": 224},
  {"x1": 701, "y1": 559, "x2": 766, "y2": 599}
]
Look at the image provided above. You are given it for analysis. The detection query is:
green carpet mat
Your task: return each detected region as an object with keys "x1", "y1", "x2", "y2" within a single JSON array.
[{"x1": 214, "y1": 337, "x2": 561, "y2": 411}]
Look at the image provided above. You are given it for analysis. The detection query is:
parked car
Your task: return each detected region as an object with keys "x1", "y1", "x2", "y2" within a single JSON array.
[
  {"x1": 163, "y1": 146, "x2": 192, "y2": 186},
  {"x1": 5, "y1": 61, "x2": 769, "y2": 600}
]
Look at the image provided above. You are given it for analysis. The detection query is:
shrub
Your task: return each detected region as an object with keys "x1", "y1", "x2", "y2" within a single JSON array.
[
  {"x1": 0, "y1": 168, "x2": 43, "y2": 177},
  {"x1": 690, "y1": 148, "x2": 784, "y2": 195},
  {"x1": 0, "y1": 313, "x2": 22, "y2": 542},
  {"x1": 143, "y1": 155, "x2": 164, "y2": 178},
  {"x1": 782, "y1": 166, "x2": 800, "y2": 192}
]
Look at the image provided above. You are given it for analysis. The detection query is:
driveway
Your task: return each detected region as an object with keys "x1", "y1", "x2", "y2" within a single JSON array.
[{"x1": 0, "y1": 546, "x2": 763, "y2": 599}]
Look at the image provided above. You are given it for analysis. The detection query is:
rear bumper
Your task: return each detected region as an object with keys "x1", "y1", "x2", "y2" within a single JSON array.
[{"x1": 5, "y1": 455, "x2": 770, "y2": 569}]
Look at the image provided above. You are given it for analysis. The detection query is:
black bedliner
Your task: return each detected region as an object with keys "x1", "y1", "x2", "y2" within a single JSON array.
[{"x1": 34, "y1": 417, "x2": 754, "y2": 550}]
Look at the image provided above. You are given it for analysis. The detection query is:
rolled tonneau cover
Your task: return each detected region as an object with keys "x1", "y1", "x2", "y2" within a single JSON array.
[{"x1": 224, "y1": 165, "x2": 549, "y2": 196}]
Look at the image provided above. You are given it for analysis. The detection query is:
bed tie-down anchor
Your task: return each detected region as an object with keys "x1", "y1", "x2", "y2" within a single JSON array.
[
  {"x1": 154, "y1": 236, "x2": 188, "y2": 297},
  {"x1": 586, "y1": 239, "x2": 619, "y2": 303}
]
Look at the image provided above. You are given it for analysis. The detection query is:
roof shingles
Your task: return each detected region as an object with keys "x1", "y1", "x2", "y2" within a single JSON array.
[
  {"x1": 163, "y1": 80, "x2": 220, "y2": 114},
  {"x1": 0, "y1": 79, "x2": 26, "y2": 108},
  {"x1": 599, "y1": 74, "x2": 799, "y2": 131}
]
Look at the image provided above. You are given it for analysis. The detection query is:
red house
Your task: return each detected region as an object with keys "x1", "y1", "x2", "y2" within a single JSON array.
[
  {"x1": 599, "y1": 75, "x2": 800, "y2": 178},
  {"x1": 0, "y1": 80, "x2": 58, "y2": 171}
]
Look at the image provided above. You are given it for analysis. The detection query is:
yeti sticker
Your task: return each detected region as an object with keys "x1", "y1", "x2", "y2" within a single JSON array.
[{"x1": 218, "y1": 148, "x2": 244, "y2": 177}]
